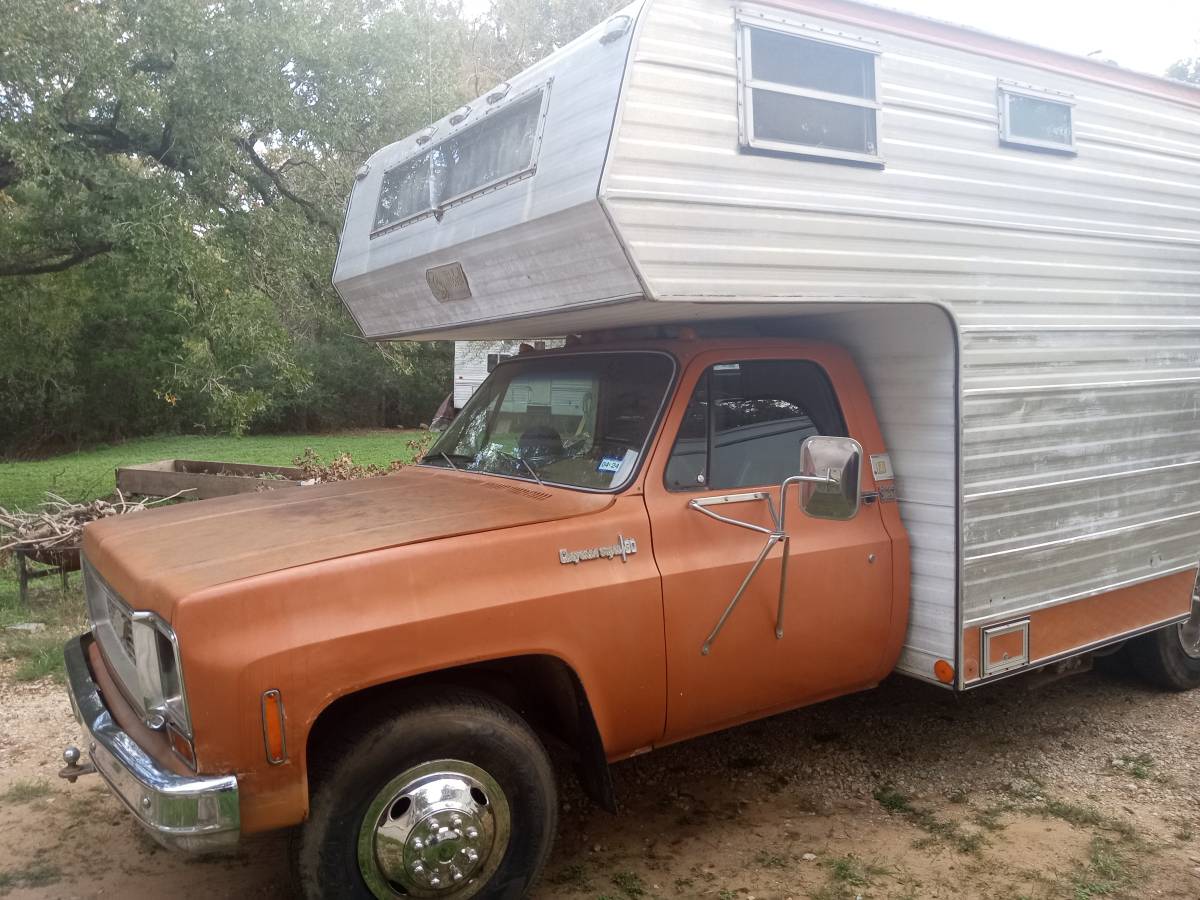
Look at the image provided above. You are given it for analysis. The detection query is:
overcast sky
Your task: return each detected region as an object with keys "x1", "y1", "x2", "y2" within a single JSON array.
[
  {"x1": 878, "y1": 0, "x2": 1199, "y2": 76},
  {"x1": 461, "y1": 0, "x2": 1200, "y2": 78}
]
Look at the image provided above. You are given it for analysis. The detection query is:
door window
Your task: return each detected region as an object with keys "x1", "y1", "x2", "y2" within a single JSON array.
[{"x1": 665, "y1": 359, "x2": 846, "y2": 491}]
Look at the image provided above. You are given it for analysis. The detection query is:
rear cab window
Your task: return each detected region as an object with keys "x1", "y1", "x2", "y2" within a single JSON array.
[{"x1": 665, "y1": 359, "x2": 847, "y2": 491}]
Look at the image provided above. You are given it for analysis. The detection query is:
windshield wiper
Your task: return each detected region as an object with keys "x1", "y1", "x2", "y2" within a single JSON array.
[
  {"x1": 438, "y1": 451, "x2": 459, "y2": 471},
  {"x1": 494, "y1": 449, "x2": 544, "y2": 486}
]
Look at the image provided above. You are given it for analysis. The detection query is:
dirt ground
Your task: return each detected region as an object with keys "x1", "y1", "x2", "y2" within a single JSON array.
[{"x1": 2, "y1": 656, "x2": 1199, "y2": 900}]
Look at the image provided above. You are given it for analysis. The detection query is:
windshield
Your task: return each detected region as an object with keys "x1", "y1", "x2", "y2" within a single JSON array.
[{"x1": 425, "y1": 352, "x2": 675, "y2": 491}]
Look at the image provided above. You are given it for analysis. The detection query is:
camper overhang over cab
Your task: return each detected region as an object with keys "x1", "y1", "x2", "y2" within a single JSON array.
[{"x1": 333, "y1": 0, "x2": 1200, "y2": 690}]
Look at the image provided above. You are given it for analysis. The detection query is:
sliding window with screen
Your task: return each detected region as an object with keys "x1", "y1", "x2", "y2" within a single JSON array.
[
  {"x1": 736, "y1": 13, "x2": 882, "y2": 165},
  {"x1": 372, "y1": 83, "x2": 552, "y2": 235},
  {"x1": 997, "y1": 81, "x2": 1076, "y2": 154}
]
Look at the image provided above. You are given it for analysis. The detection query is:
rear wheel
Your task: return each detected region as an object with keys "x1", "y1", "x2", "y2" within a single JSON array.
[
  {"x1": 294, "y1": 690, "x2": 558, "y2": 899},
  {"x1": 1128, "y1": 590, "x2": 1200, "y2": 691}
]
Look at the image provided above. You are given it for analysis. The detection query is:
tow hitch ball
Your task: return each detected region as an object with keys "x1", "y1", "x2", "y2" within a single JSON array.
[{"x1": 59, "y1": 746, "x2": 96, "y2": 783}]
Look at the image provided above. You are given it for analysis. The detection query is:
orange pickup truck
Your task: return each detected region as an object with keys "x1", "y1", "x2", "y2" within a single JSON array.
[{"x1": 63, "y1": 337, "x2": 923, "y2": 897}]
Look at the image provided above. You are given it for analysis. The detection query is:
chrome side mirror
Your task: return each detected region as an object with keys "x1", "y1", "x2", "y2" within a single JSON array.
[{"x1": 797, "y1": 435, "x2": 862, "y2": 520}]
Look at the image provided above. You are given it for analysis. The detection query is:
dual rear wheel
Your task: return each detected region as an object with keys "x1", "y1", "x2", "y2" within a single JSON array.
[{"x1": 1125, "y1": 592, "x2": 1200, "y2": 691}]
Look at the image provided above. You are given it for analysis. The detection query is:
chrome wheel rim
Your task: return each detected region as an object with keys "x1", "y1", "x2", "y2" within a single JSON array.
[
  {"x1": 1178, "y1": 593, "x2": 1200, "y2": 660},
  {"x1": 357, "y1": 760, "x2": 511, "y2": 899}
]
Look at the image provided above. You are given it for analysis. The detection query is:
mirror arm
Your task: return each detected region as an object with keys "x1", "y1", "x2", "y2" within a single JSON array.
[{"x1": 779, "y1": 470, "x2": 838, "y2": 532}]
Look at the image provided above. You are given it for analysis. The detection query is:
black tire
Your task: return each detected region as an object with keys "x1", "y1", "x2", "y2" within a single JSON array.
[
  {"x1": 293, "y1": 689, "x2": 558, "y2": 900},
  {"x1": 1127, "y1": 614, "x2": 1200, "y2": 692}
]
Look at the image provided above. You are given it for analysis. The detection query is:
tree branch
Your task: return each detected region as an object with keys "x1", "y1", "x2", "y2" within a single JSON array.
[
  {"x1": 0, "y1": 242, "x2": 114, "y2": 278},
  {"x1": 235, "y1": 138, "x2": 340, "y2": 240}
]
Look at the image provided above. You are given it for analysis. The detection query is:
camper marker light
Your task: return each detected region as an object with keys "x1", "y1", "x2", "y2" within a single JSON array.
[
  {"x1": 449, "y1": 105, "x2": 472, "y2": 125},
  {"x1": 934, "y1": 660, "x2": 955, "y2": 685},
  {"x1": 262, "y1": 689, "x2": 287, "y2": 765},
  {"x1": 415, "y1": 125, "x2": 438, "y2": 146},
  {"x1": 601, "y1": 14, "x2": 633, "y2": 44},
  {"x1": 486, "y1": 82, "x2": 511, "y2": 104}
]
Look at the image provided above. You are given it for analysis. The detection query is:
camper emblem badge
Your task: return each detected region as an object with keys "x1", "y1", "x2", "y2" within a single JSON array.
[
  {"x1": 559, "y1": 535, "x2": 638, "y2": 565},
  {"x1": 426, "y1": 262, "x2": 472, "y2": 302}
]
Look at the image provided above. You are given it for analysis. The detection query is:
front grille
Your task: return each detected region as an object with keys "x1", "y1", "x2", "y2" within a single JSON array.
[{"x1": 107, "y1": 593, "x2": 136, "y2": 661}]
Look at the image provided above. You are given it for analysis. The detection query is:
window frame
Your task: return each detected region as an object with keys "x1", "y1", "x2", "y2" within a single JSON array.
[
  {"x1": 735, "y1": 10, "x2": 883, "y2": 167},
  {"x1": 997, "y1": 80, "x2": 1076, "y2": 155},
  {"x1": 371, "y1": 79, "x2": 554, "y2": 238},
  {"x1": 664, "y1": 357, "x2": 848, "y2": 494}
]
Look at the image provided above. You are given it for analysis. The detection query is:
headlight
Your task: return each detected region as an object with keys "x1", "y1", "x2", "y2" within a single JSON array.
[
  {"x1": 131, "y1": 612, "x2": 190, "y2": 734},
  {"x1": 83, "y1": 557, "x2": 194, "y2": 766}
]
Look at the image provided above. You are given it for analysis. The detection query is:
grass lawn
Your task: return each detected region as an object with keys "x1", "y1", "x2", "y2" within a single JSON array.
[
  {"x1": 0, "y1": 430, "x2": 425, "y2": 510},
  {"x1": 0, "y1": 429, "x2": 426, "y2": 679}
]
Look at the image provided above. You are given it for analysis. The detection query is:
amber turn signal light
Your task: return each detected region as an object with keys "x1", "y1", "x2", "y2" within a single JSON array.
[
  {"x1": 261, "y1": 689, "x2": 287, "y2": 765},
  {"x1": 168, "y1": 723, "x2": 197, "y2": 770}
]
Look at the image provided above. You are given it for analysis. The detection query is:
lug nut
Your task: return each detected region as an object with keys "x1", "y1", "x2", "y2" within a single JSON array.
[
  {"x1": 428, "y1": 875, "x2": 441, "y2": 887},
  {"x1": 412, "y1": 838, "x2": 424, "y2": 851},
  {"x1": 451, "y1": 814, "x2": 463, "y2": 828},
  {"x1": 427, "y1": 818, "x2": 440, "y2": 830},
  {"x1": 465, "y1": 826, "x2": 479, "y2": 840}
]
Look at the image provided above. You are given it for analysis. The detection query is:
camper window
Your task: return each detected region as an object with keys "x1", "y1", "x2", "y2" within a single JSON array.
[
  {"x1": 372, "y1": 86, "x2": 548, "y2": 234},
  {"x1": 998, "y1": 82, "x2": 1075, "y2": 153},
  {"x1": 737, "y1": 21, "x2": 881, "y2": 164}
]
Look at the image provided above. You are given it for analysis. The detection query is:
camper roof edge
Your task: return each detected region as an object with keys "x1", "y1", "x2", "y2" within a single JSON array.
[{"x1": 765, "y1": 0, "x2": 1200, "y2": 109}]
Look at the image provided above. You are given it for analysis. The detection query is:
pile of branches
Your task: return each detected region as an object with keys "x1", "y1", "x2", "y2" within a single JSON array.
[
  {"x1": 292, "y1": 437, "x2": 434, "y2": 484},
  {"x1": 0, "y1": 491, "x2": 191, "y2": 560}
]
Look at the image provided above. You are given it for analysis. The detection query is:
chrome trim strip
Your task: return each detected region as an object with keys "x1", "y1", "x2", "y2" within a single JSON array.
[
  {"x1": 963, "y1": 562, "x2": 1200, "y2": 629},
  {"x1": 963, "y1": 457, "x2": 1200, "y2": 501},
  {"x1": 963, "y1": 374, "x2": 1200, "y2": 396},
  {"x1": 961, "y1": 611, "x2": 1194, "y2": 691},
  {"x1": 964, "y1": 510, "x2": 1200, "y2": 563},
  {"x1": 65, "y1": 635, "x2": 239, "y2": 852}
]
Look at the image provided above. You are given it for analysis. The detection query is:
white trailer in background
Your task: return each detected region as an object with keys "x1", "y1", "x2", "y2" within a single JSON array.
[{"x1": 333, "y1": 0, "x2": 1200, "y2": 687}]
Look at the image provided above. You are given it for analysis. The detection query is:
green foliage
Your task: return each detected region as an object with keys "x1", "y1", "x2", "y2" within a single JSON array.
[
  {"x1": 1168, "y1": 58, "x2": 1199, "y2": 83},
  {"x1": 1, "y1": 0, "x2": 615, "y2": 452}
]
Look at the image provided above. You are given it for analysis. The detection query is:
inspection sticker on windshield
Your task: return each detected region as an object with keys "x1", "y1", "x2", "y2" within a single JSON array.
[
  {"x1": 597, "y1": 456, "x2": 624, "y2": 473},
  {"x1": 869, "y1": 453, "x2": 894, "y2": 482}
]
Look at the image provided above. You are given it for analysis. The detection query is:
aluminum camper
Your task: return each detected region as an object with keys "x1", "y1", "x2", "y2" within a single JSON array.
[{"x1": 334, "y1": 0, "x2": 1200, "y2": 689}]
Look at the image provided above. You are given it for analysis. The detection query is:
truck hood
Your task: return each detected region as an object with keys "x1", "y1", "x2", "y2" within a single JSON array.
[{"x1": 83, "y1": 466, "x2": 612, "y2": 614}]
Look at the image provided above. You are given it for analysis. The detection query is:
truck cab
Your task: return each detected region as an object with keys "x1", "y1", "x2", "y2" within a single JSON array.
[{"x1": 64, "y1": 333, "x2": 910, "y2": 898}]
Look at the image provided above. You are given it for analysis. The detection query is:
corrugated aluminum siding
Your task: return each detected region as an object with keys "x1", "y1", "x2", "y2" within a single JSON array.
[{"x1": 603, "y1": 0, "x2": 1200, "y2": 681}]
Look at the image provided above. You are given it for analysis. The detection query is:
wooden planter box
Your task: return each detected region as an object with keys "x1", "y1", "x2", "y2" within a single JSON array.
[{"x1": 116, "y1": 459, "x2": 306, "y2": 500}]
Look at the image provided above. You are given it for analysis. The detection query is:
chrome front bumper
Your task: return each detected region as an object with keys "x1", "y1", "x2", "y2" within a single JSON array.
[{"x1": 64, "y1": 634, "x2": 240, "y2": 852}]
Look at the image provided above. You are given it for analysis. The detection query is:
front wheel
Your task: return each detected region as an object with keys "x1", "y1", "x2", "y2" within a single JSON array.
[
  {"x1": 1128, "y1": 591, "x2": 1200, "y2": 691},
  {"x1": 294, "y1": 690, "x2": 558, "y2": 899}
]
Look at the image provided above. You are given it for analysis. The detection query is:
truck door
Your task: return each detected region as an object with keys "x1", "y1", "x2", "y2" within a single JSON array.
[{"x1": 644, "y1": 350, "x2": 895, "y2": 743}]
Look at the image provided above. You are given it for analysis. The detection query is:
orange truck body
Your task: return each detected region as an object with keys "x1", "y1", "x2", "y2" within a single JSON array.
[{"x1": 76, "y1": 339, "x2": 909, "y2": 835}]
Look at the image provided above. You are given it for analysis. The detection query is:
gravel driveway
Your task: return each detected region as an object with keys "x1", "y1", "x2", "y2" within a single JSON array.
[{"x1": 1, "y1": 656, "x2": 1198, "y2": 899}]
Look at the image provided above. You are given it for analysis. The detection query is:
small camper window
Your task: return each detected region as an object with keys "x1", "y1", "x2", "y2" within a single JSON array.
[
  {"x1": 737, "y1": 21, "x2": 881, "y2": 164},
  {"x1": 373, "y1": 86, "x2": 548, "y2": 234},
  {"x1": 998, "y1": 82, "x2": 1075, "y2": 153}
]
